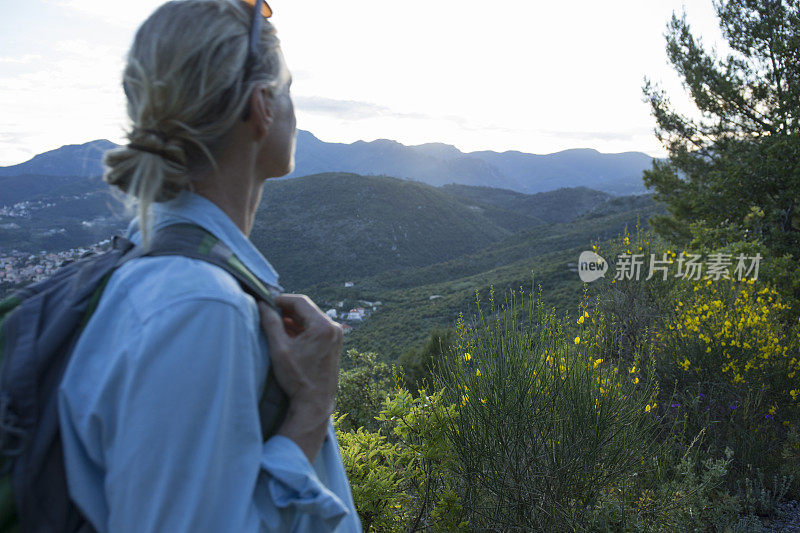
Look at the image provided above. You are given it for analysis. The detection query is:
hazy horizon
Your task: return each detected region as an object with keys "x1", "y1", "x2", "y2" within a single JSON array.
[{"x1": 1, "y1": 0, "x2": 728, "y2": 165}]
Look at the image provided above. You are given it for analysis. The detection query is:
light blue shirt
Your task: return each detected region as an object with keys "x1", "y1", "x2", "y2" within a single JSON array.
[{"x1": 58, "y1": 191, "x2": 361, "y2": 532}]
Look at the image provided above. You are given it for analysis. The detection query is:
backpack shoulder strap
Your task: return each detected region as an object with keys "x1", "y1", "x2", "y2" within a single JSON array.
[{"x1": 121, "y1": 223, "x2": 280, "y2": 310}]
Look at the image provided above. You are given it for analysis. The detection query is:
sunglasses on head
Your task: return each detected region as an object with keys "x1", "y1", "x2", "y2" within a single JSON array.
[{"x1": 241, "y1": 0, "x2": 273, "y2": 81}]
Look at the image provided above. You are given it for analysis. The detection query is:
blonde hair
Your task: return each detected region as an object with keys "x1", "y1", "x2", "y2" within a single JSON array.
[{"x1": 103, "y1": 0, "x2": 285, "y2": 246}]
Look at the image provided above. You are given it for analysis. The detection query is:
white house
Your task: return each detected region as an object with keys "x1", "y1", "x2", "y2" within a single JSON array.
[{"x1": 346, "y1": 308, "x2": 365, "y2": 321}]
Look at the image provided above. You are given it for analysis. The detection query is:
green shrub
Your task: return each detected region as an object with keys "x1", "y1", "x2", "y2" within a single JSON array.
[
  {"x1": 654, "y1": 272, "x2": 800, "y2": 490},
  {"x1": 396, "y1": 328, "x2": 455, "y2": 394},
  {"x1": 336, "y1": 387, "x2": 467, "y2": 532},
  {"x1": 736, "y1": 468, "x2": 793, "y2": 520},
  {"x1": 591, "y1": 435, "x2": 742, "y2": 532},
  {"x1": 335, "y1": 423, "x2": 411, "y2": 532},
  {"x1": 593, "y1": 227, "x2": 800, "y2": 501},
  {"x1": 433, "y1": 287, "x2": 661, "y2": 531},
  {"x1": 335, "y1": 349, "x2": 393, "y2": 432}
]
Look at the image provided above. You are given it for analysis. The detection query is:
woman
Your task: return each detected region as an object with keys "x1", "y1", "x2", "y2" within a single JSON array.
[{"x1": 57, "y1": 0, "x2": 361, "y2": 531}]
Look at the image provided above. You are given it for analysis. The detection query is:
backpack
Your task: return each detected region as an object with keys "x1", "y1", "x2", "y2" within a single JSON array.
[{"x1": 0, "y1": 223, "x2": 290, "y2": 532}]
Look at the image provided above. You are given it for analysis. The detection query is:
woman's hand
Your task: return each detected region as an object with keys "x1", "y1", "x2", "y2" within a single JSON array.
[{"x1": 258, "y1": 294, "x2": 342, "y2": 461}]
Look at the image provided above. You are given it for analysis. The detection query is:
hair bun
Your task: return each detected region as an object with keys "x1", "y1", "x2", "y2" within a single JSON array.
[{"x1": 128, "y1": 127, "x2": 187, "y2": 166}]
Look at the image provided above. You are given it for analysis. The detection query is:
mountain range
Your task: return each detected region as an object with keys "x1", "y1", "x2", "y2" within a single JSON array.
[
  {"x1": 0, "y1": 136, "x2": 663, "y2": 359},
  {"x1": 0, "y1": 132, "x2": 656, "y2": 196},
  {"x1": 0, "y1": 168, "x2": 623, "y2": 286}
]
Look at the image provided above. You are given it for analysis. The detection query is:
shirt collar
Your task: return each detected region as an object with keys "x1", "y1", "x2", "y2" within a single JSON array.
[{"x1": 126, "y1": 191, "x2": 283, "y2": 291}]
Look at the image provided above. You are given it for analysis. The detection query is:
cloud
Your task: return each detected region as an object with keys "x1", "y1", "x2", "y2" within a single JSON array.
[
  {"x1": 541, "y1": 129, "x2": 647, "y2": 141},
  {"x1": 52, "y1": 0, "x2": 161, "y2": 28},
  {"x1": 294, "y1": 95, "x2": 433, "y2": 121},
  {"x1": 0, "y1": 37, "x2": 127, "y2": 165},
  {"x1": 291, "y1": 96, "x2": 654, "y2": 150},
  {"x1": 451, "y1": 122, "x2": 652, "y2": 142},
  {"x1": 0, "y1": 55, "x2": 41, "y2": 65}
]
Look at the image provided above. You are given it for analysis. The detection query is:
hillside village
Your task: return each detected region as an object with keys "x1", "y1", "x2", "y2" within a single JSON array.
[
  {"x1": 1, "y1": 247, "x2": 383, "y2": 335},
  {"x1": 0, "y1": 240, "x2": 111, "y2": 286},
  {"x1": 0, "y1": 199, "x2": 58, "y2": 218},
  {"x1": 323, "y1": 296, "x2": 382, "y2": 334}
]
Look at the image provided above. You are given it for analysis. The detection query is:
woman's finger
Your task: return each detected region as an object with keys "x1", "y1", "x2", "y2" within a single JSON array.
[
  {"x1": 258, "y1": 301, "x2": 289, "y2": 353},
  {"x1": 274, "y1": 294, "x2": 323, "y2": 327}
]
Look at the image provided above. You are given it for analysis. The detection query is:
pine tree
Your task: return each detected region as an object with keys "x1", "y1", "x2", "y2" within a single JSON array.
[{"x1": 643, "y1": 0, "x2": 800, "y2": 261}]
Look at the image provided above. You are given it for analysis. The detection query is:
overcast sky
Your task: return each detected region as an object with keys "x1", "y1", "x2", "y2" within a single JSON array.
[{"x1": 0, "y1": 0, "x2": 727, "y2": 166}]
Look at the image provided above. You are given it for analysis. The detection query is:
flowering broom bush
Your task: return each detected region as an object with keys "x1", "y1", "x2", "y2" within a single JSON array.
[
  {"x1": 432, "y1": 287, "x2": 661, "y2": 530},
  {"x1": 593, "y1": 227, "x2": 800, "y2": 506},
  {"x1": 665, "y1": 280, "x2": 798, "y2": 409},
  {"x1": 657, "y1": 277, "x2": 800, "y2": 486}
]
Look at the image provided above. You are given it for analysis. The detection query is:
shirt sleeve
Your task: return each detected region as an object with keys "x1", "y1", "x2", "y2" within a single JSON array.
[{"x1": 91, "y1": 297, "x2": 349, "y2": 532}]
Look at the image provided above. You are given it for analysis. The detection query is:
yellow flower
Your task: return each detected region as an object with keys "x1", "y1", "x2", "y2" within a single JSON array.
[
  {"x1": 633, "y1": 377, "x2": 639, "y2": 385},
  {"x1": 629, "y1": 365, "x2": 637, "y2": 374},
  {"x1": 480, "y1": 398, "x2": 487, "y2": 404},
  {"x1": 461, "y1": 394, "x2": 469, "y2": 405},
  {"x1": 464, "y1": 352, "x2": 471, "y2": 362},
  {"x1": 476, "y1": 368, "x2": 481, "y2": 377},
  {"x1": 574, "y1": 336, "x2": 581, "y2": 345},
  {"x1": 593, "y1": 358, "x2": 603, "y2": 369},
  {"x1": 645, "y1": 404, "x2": 652, "y2": 413},
  {"x1": 577, "y1": 315, "x2": 585, "y2": 324}
]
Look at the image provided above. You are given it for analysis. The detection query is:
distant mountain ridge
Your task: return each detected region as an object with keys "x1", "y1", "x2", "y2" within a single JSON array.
[
  {"x1": 0, "y1": 169, "x2": 640, "y2": 289},
  {"x1": 0, "y1": 132, "x2": 656, "y2": 196},
  {"x1": 0, "y1": 140, "x2": 115, "y2": 179}
]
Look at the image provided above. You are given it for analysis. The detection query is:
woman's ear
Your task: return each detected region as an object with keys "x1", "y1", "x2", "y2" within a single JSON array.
[{"x1": 249, "y1": 86, "x2": 274, "y2": 138}]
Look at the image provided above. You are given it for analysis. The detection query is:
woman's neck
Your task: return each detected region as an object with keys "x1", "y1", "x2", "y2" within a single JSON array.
[
  {"x1": 190, "y1": 145, "x2": 263, "y2": 237},
  {"x1": 194, "y1": 180, "x2": 263, "y2": 237}
]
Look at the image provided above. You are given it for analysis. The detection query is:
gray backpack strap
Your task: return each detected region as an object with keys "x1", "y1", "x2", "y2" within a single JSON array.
[
  {"x1": 120, "y1": 223, "x2": 289, "y2": 440},
  {"x1": 117, "y1": 223, "x2": 280, "y2": 310}
]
